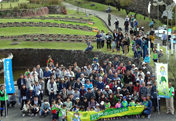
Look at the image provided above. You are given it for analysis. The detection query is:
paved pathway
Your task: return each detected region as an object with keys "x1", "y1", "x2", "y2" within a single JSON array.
[{"x1": 63, "y1": 2, "x2": 126, "y2": 33}]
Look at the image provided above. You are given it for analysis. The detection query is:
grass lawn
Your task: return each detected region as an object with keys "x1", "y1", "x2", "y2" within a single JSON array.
[
  {"x1": 0, "y1": 27, "x2": 97, "y2": 36},
  {"x1": 65, "y1": 0, "x2": 164, "y2": 32},
  {"x1": 1, "y1": 0, "x2": 28, "y2": 9}
]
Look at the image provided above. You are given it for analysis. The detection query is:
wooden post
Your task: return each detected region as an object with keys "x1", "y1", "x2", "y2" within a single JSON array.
[{"x1": 10, "y1": 3, "x2": 12, "y2": 9}]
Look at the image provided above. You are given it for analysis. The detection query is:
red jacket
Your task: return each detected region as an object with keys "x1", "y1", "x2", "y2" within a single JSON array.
[
  {"x1": 133, "y1": 85, "x2": 141, "y2": 93},
  {"x1": 117, "y1": 66, "x2": 126, "y2": 74}
]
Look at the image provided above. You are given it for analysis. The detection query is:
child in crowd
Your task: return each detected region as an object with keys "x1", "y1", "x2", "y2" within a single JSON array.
[
  {"x1": 51, "y1": 100, "x2": 58, "y2": 121},
  {"x1": 112, "y1": 39, "x2": 116, "y2": 52},
  {"x1": 136, "y1": 44, "x2": 142, "y2": 59},
  {"x1": 116, "y1": 41, "x2": 121, "y2": 54},
  {"x1": 129, "y1": 98, "x2": 136, "y2": 106},
  {"x1": 24, "y1": 68, "x2": 30, "y2": 78},
  {"x1": 58, "y1": 104, "x2": 67, "y2": 121},
  {"x1": 115, "y1": 99, "x2": 121, "y2": 108},
  {"x1": 105, "y1": 99, "x2": 111, "y2": 109},
  {"x1": 135, "y1": 99, "x2": 141, "y2": 118},
  {"x1": 93, "y1": 56, "x2": 98, "y2": 63},
  {"x1": 71, "y1": 112, "x2": 81, "y2": 121},
  {"x1": 153, "y1": 50, "x2": 158, "y2": 65},
  {"x1": 144, "y1": 53, "x2": 150, "y2": 64},
  {"x1": 95, "y1": 104, "x2": 100, "y2": 112},
  {"x1": 99, "y1": 101, "x2": 105, "y2": 111},
  {"x1": 31, "y1": 104, "x2": 39, "y2": 116},
  {"x1": 121, "y1": 96, "x2": 128, "y2": 108},
  {"x1": 132, "y1": 91, "x2": 139, "y2": 101}
]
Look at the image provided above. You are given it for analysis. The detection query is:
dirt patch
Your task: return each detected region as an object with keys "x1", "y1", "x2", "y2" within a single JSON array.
[
  {"x1": 0, "y1": 22, "x2": 93, "y2": 32},
  {"x1": 0, "y1": 34, "x2": 97, "y2": 43}
]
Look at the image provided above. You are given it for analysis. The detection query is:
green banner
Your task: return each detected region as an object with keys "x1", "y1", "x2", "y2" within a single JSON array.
[
  {"x1": 67, "y1": 106, "x2": 144, "y2": 121},
  {"x1": 156, "y1": 63, "x2": 170, "y2": 98}
]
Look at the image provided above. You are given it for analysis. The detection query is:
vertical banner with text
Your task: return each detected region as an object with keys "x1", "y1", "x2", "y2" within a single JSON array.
[
  {"x1": 156, "y1": 63, "x2": 169, "y2": 98},
  {"x1": 4, "y1": 59, "x2": 15, "y2": 94}
]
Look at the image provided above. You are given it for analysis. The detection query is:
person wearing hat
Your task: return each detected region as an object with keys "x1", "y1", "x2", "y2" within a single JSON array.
[
  {"x1": 100, "y1": 101, "x2": 105, "y2": 111},
  {"x1": 26, "y1": 86, "x2": 35, "y2": 100},
  {"x1": 124, "y1": 18, "x2": 129, "y2": 33},
  {"x1": 102, "y1": 85, "x2": 112, "y2": 98},
  {"x1": 74, "y1": 97, "x2": 81, "y2": 108},
  {"x1": 121, "y1": 96, "x2": 128, "y2": 108},
  {"x1": 127, "y1": 82, "x2": 134, "y2": 95},
  {"x1": 144, "y1": 71, "x2": 151, "y2": 83},
  {"x1": 131, "y1": 64, "x2": 135, "y2": 74},
  {"x1": 85, "y1": 38, "x2": 93, "y2": 51},
  {"x1": 95, "y1": 103, "x2": 100, "y2": 112},
  {"x1": 17, "y1": 74, "x2": 26, "y2": 105}
]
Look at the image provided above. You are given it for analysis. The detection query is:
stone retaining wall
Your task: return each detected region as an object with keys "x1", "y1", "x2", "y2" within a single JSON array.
[{"x1": 0, "y1": 49, "x2": 153, "y2": 74}]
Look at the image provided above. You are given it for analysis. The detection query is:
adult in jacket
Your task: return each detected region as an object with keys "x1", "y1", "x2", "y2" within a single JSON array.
[
  {"x1": 17, "y1": 74, "x2": 26, "y2": 104},
  {"x1": 26, "y1": 86, "x2": 35, "y2": 100},
  {"x1": 141, "y1": 94, "x2": 152, "y2": 118},
  {"x1": 47, "y1": 78, "x2": 57, "y2": 104},
  {"x1": 84, "y1": 88, "x2": 95, "y2": 102}
]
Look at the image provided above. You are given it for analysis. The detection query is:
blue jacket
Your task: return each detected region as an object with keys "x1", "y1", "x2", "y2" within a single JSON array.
[
  {"x1": 17, "y1": 78, "x2": 26, "y2": 90},
  {"x1": 145, "y1": 100, "x2": 152, "y2": 114},
  {"x1": 107, "y1": 74, "x2": 114, "y2": 80},
  {"x1": 26, "y1": 89, "x2": 35, "y2": 100},
  {"x1": 97, "y1": 81, "x2": 105, "y2": 90},
  {"x1": 84, "y1": 83, "x2": 93, "y2": 90},
  {"x1": 135, "y1": 21, "x2": 138, "y2": 26},
  {"x1": 144, "y1": 56, "x2": 150, "y2": 63},
  {"x1": 40, "y1": 102, "x2": 50, "y2": 112},
  {"x1": 43, "y1": 71, "x2": 51, "y2": 77},
  {"x1": 75, "y1": 72, "x2": 82, "y2": 80},
  {"x1": 144, "y1": 40, "x2": 148, "y2": 49}
]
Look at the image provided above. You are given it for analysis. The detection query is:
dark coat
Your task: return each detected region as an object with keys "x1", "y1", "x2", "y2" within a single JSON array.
[{"x1": 17, "y1": 78, "x2": 26, "y2": 90}]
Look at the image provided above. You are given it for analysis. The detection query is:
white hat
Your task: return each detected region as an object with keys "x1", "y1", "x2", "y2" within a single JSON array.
[
  {"x1": 134, "y1": 19, "x2": 136, "y2": 21},
  {"x1": 119, "y1": 94, "x2": 123, "y2": 97},
  {"x1": 160, "y1": 49, "x2": 163, "y2": 51},
  {"x1": 108, "y1": 61, "x2": 112, "y2": 64},
  {"x1": 117, "y1": 87, "x2": 121, "y2": 90},
  {"x1": 96, "y1": 103, "x2": 100, "y2": 106},
  {"x1": 142, "y1": 62, "x2": 146, "y2": 65},
  {"x1": 132, "y1": 64, "x2": 135, "y2": 67},
  {"x1": 101, "y1": 68, "x2": 104, "y2": 71},
  {"x1": 105, "y1": 85, "x2": 109, "y2": 88},
  {"x1": 76, "y1": 97, "x2": 80, "y2": 100},
  {"x1": 30, "y1": 86, "x2": 33, "y2": 90},
  {"x1": 129, "y1": 82, "x2": 133, "y2": 85},
  {"x1": 100, "y1": 101, "x2": 104, "y2": 105},
  {"x1": 147, "y1": 82, "x2": 151, "y2": 85},
  {"x1": 147, "y1": 71, "x2": 150, "y2": 74},
  {"x1": 134, "y1": 67, "x2": 138, "y2": 70},
  {"x1": 35, "y1": 80, "x2": 38, "y2": 83}
]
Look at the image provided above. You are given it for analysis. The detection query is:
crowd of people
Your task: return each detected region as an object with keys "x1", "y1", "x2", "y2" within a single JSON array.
[
  {"x1": 0, "y1": 55, "x2": 174, "y2": 121},
  {"x1": 85, "y1": 14, "x2": 165, "y2": 66}
]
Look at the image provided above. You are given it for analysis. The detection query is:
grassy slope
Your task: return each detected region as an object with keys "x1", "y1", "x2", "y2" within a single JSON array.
[
  {"x1": 0, "y1": 15, "x2": 108, "y2": 36},
  {"x1": 1, "y1": 0, "x2": 28, "y2": 9},
  {"x1": 65, "y1": 0, "x2": 164, "y2": 32}
]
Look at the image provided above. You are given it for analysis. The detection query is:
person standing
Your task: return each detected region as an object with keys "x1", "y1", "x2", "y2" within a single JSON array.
[
  {"x1": 130, "y1": 15, "x2": 134, "y2": 28},
  {"x1": 108, "y1": 14, "x2": 111, "y2": 26},
  {"x1": 0, "y1": 85, "x2": 8, "y2": 116},
  {"x1": 150, "y1": 33, "x2": 155, "y2": 51},
  {"x1": 95, "y1": 31, "x2": 102, "y2": 51},
  {"x1": 100, "y1": 30, "x2": 106, "y2": 48},
  {"x1": 106, "y1": 31, "x2": 113, "y2": 51},
  {"x1": 161, "y1": 31, "x2": 167, "y2": 46},
  {"x1": 151, "y1": 81, "x2": 160, "y2": 112},
  {"x1": 17, "y1": 74, "x2": 26, "y2": 105},
  {"x1": 47, "y1": 78, "x2": 57, "y2": 104},
  {"x1": 114, "y1": 17, "x2": 119, "y2": 31},
  {"x1": 166, "y1": 82, "x2": 174, "y2": 115},
  {"x1": 124, "y1": 19, "x2": 129, "y2": 33}
]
